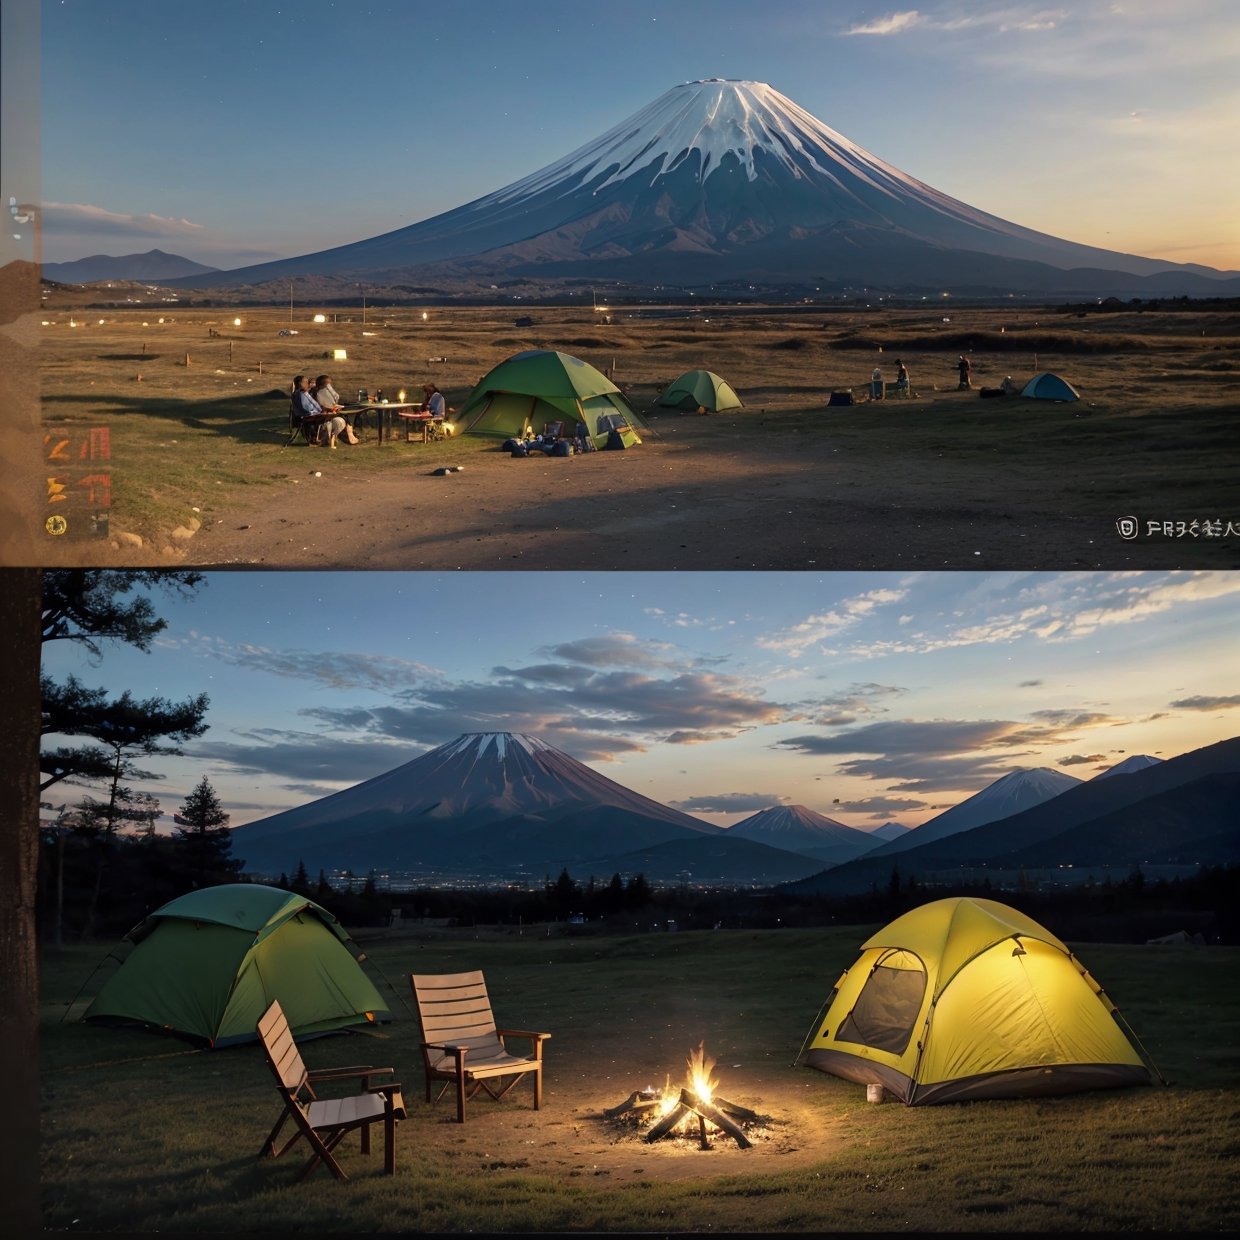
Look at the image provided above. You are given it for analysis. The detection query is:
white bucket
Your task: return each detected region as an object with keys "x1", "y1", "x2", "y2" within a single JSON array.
[{"x1": 866, "y1": 1083, "x2": 885, "y2": 1104}]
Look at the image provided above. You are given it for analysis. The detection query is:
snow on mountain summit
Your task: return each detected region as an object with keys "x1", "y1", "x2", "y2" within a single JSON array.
[
  {"x1": 484, "y1": 77, "x2": 988, "y2": 231},
  {"x1": 867, "y1": 767, "x2": 1083, "y2": 857}
]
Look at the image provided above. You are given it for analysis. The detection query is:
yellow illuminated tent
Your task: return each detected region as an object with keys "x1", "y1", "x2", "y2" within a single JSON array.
[{"x1": 798, "y1": 897, "x2": 1160, "y2": 1104}]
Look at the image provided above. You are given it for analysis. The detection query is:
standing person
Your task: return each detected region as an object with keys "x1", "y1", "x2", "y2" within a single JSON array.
[
  {"x1": 311, "y1": 374, "x2": 359, "y2": 444},
  {"x1": 957, "y1": 355, "x2": 973, "y2": 390},
  {"x1": 895, "y1": 358, "x2": 910, "y2": 396},
  {"x1": 871, "y1": 366, "x2": 884, "y2": 401},
  {"x1": 292, "y1": 374, "x2": 347, "y2": 449}
]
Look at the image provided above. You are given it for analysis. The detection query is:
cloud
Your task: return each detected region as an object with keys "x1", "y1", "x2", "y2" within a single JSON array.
[
  {"x1": 832, "y1": 795, "x2": 928, "y2": 819},
  {"x1": 803, "y1": 681, "x2": 906, "y2": 725},
  {"x1": 846, "y1": 571, "x2": 1240, "y2": 657},
  {"x1": 1057, "y1": 752, "x2": 1110, "y2": 767},
  {"x1": 189, "y1": 732, "x2": 420, "y2": 784},
  {"x1": 756, "y1": 587, "x2": 909, "y2": 657},
  {"x1": 541, "y1": 632, "x2": 689, "y2": 670},
  {"x1": 669, "y1": 792, "x2": 789, "y2": 814},
  {"x1": 1169, "y1": 694, "x2": 1240, "y2": 711},
  {"x1": 845, "y1": 11, "x2": 923, "y2": 36},
  {"x1": 773, "y1": 709, "x2": 1121, "y2": 792},
  {"x1": 42, "y1": 201, "x2": 207, "y2": 240},
  {"x1": 161, "y1": 635, "x2": 440, "y2": 692}
]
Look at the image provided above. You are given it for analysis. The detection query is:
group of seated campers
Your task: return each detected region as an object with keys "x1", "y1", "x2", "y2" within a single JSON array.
[
  {"x1": 291, "y1": 374, "x2": 358, "y2": 448},
  {"x1": 290, "y1": 377, "x2": 450, "y2": 447}
]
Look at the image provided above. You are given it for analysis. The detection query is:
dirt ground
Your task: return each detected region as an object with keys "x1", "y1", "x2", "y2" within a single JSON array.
[
  {"x1": 418, "y1": 1070, "x2": 842, "y2": 1187},
  {"x1": 182, "y1": 400, "x2": 1240, "y2": 570},
  {"x1": 14, "y1": 300, "x2": 1240, "y2": 569},
  {"x1": 398, "y1": 1026, "x2": 848, "y2": 1187}
]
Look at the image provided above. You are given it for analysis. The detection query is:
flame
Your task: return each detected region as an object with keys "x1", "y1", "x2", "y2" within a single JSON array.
[
  {"x1": 651, "y1": 1043, "x2": 720, "y2": 1129},
  {"x1": 687, "y1": 1041, "x2": 717, "y2": 1105}
]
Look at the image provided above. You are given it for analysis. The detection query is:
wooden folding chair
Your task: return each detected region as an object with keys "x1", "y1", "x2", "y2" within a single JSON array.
[
  {"x1": 256, "y1": 1000, "x2": 404, "y2": 1180},
  {"x1": 410, "y1": 970, "x2": 550, "y2": 1123}
]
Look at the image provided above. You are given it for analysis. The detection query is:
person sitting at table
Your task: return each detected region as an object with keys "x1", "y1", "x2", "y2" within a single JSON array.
[
  {"x1": 421, "y1": 382, "x2": 447, "y2": 422},
  {"x1": 311, "y1": 374, "x2": 360, "y2": 444},
  {"x1": 292, "y1": 374, "x2": 349, "y2": 449}
]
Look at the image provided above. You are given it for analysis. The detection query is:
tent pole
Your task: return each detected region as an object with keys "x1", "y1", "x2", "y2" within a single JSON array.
[
  {"x1": 61, "y1": 947, "x2": 127, "y2": 1023},
  {"x1": 354, "y1": 945, "x2": 418, "y2": 1022},
  {"x1": 792, "y1": 991, "x2": 835, "y2": 1067},
  {"x1": 1111, "y1": 1004, "x2": 1168, "y2": 1085}
]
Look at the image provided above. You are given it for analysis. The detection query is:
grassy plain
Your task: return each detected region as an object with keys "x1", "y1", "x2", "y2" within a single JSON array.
[
  {"x1": 39, "y1": 924, "x2": 1240, "y2": 1233},
  {"x1": 27, "y1": 298, "x2": 1240, "y2": 569}
]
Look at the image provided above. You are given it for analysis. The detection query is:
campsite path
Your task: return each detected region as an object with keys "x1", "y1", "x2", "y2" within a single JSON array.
[{"x1": 178, "y1": 405, "x2": 1239, "y2": 570}]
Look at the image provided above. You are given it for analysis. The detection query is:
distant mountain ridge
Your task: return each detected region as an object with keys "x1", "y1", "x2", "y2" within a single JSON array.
[
  {"x1": 866, "y1": 767, "x2": 1083, "y2": 858},
  {"x1": 726, "y1": 803, "x2": 880, "y2": 865},
  {"x1": 43, "y1": 249, "x2": 220, "y2": 283},
  {"x1": 783, "y1": 735, "x2": 1240, "y2": 896},
  {"x1": 230, "y1": 732, "x2": 824, "y2": 884}
]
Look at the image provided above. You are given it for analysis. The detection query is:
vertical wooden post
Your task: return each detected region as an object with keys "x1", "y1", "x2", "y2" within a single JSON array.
[
  {"x1": 184, "y1": 351, "x2": 190, "y2": 367},
  {"x1": 229, "y1": 340, "x2": 234, "y2": 363}
]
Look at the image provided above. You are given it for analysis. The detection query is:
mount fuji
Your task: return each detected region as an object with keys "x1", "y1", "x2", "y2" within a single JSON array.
[
  {"x1": 176, "y1": 79, "x2": 1237, "y2": 297},
  {"x1": 227, "y1": 731, "x2": 823, "y2": 884}
]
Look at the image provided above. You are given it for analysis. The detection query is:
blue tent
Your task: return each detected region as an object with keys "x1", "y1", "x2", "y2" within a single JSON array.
[{"x1": 1021, "y1": 372, "x2": 1080, "y2": 401}]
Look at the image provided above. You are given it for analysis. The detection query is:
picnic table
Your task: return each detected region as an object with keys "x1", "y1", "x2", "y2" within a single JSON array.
[{"x1": 344, "y1": 402, "x2": 432, "y2": 443}]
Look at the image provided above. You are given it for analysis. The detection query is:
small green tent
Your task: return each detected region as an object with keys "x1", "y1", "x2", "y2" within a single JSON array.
[
  {"x1": 82, "y1": 884, "x2": 390, "y2": 1048},
  {"x1": 657, "y1": 369, "x2": 744, "y2": 412},
  {"x1": 460, "y1": 349, "x2": 647, "y2": 448},
  {"x1": 799, "y1": 897, "x2": 1157, "y2": 1104},
  {"x1": 1021, "y1": 372, "x2": 1080, "y2": 401}
]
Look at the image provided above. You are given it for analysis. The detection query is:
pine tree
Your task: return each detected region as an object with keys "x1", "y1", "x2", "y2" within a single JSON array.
[{"x1": 172, "y1": 776, "x2": 241, "y2": 888}]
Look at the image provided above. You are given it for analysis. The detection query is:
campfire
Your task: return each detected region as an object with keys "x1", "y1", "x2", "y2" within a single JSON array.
[{"x1": 604, "y1": 1042, "x2": 760, "y2": 1149}]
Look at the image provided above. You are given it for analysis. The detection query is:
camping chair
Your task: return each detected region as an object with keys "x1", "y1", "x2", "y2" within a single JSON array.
[
  {"x1": 285, "y1": 401, "x2": 328, "y2": 447},
  {"x1": 255, "y1": 999, "x2": 404, "y2": 1180},
  {"x1": 410, "y1": 970, "x2": 550, "y2": 1123},
  {"x1": 426, "y1": 405, "x2": 456, "y2": 441}
]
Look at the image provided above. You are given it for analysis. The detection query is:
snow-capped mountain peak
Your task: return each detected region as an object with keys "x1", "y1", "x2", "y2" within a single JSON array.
[
  {"x1": 1094, "y1": 754, "x2": 1164, "y2": 780},
  {"x1": 868, "y1": 767, "x2": 1083, "y2": 857}
]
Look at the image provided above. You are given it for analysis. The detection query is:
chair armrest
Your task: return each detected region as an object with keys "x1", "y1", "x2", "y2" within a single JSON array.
[
  {"x1": 497, "y1": 1029, "x2": 551, "y2": 1041},
  {"x1": 307, "y1": 1064, "x2": 394, "y2": 1082},
  {"x1": 365, "y1": 1081, "x2": 403, "y2": 1095}
]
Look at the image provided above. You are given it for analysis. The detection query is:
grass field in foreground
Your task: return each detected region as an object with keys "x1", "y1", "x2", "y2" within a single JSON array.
[
  {"x1": 39, "y1": 924, "x2": 1240, "y2": 1232},
  {"x1": 33, "y1": 301, "x2": 1240, "y2": 559}
]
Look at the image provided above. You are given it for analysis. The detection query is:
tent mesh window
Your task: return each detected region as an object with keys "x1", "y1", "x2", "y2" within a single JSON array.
[{"x1": 835, "y1": 952, "x2": 926, "y2": 1054}]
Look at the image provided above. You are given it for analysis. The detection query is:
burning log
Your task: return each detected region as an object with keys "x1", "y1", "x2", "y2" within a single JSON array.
[
  {"x1": 643, "y1": 1088, "x2": 753, "y2": 1149},
  {"x1": 603, "y1": 1090, "x2": 663, "y2": 1119}
]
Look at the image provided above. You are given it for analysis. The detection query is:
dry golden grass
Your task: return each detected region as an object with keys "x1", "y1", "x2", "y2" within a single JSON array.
[{"x1": 22, "y1": 299, "x2": 1240, "y2": 569}]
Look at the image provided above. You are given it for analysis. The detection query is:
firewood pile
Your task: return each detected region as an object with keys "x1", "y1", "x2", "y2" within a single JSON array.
[{"x1": 604, "y1": 1086, "x2": 764, "y2": 1150}]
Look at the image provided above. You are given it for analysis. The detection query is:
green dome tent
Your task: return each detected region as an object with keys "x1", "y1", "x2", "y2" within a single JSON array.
[
  {"x1": 657, "y1": 369, "x2": 744, "y2": 412},
  {"x1": 1021, "y1": 372, "x2": 1080, "y2": 401},
  {"x1": 799, "y1": 897, "x2": 1159, "y2": 1104},
  {"x1": 82, "y1": 884, "x2": 390, "y2": 1048},
  {"x1": 460, "y1": 349, "x2": 647, "y2": 448}
]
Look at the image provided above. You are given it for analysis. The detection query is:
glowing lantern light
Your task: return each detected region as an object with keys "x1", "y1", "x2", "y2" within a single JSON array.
[
  {"x1": 234, "y1": 317, "x2": 242, "y2": 327},
  {"x1": 313, "y1": 314, "x2": 326, "y2": 323}
]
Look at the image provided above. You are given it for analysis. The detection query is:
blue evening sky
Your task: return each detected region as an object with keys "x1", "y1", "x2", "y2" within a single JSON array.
[
  {"x1": 39, "y1": 570, "x2": 1240, "y2": 834},
  {"x1": 22, "y1": 0, "x2": 1240, "y2": 271}
]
